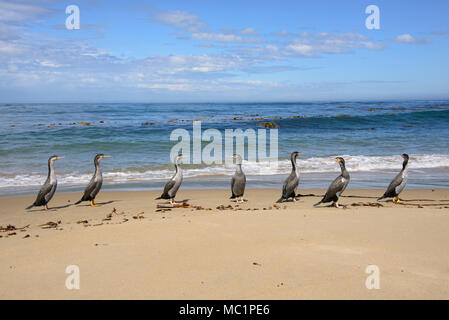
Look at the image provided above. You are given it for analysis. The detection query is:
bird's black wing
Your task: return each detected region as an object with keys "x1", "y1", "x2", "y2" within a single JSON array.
[
  {"x1": 282, "y1": 172, "x2": 299, "y2": 198},
  {"x1": 230, "y1": 175, "x2": 236, "y2": 198},
  {"x1": 81, "y1": 176, "x2": 98, "y2": 201},
  {"x1": 34, "y1": 182, "x2": 54, "y2": 206},
  {"x1": 382, "y1": 172, "x2": 403, "y2": 198},
  {"x1": 322, "y1": 175, "x2": 346, "y2": 203},
  {"x1": 161, "y1": 179, "x2": 176, "y2": 197}
]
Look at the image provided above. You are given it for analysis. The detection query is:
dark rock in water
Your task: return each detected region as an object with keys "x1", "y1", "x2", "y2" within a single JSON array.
[{"x1": 258, "y1": 121, "x2": 280, "y2": 128}]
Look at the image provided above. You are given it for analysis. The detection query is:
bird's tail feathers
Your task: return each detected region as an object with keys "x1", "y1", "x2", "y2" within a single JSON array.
[
  {"x1": 377, "y1": 195, "x2": 385, "y2": 201},
  {"x1": 157, "y1": 193, "x2": 171, "y2": 200},
  {"x1": 25, "y1": 204, "x2": 34, "y2": 210},
  {"x1": 276, "y1": 197, "x2": 284, "y2": 203},
  {"x1": 313, "y1": 200, "x2": 322, "y2": 207},
  {"x1": 75, "y1": 199, "x2": 83, "y2": 205}
]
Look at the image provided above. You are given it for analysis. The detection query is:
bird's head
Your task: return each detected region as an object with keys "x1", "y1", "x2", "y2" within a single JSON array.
[
  {"x1": 95, "y1": 154, "x2": 112, "y2": 162},
  {"x1": 401, "y1": 153, "x2": 409, "y2": 161},
  {"x1": 49, "y1": 155, "x2": 64, "y2": 162},
  {"x1": 335, "y1": 157, "x2": 345, "y2": 165},
  {"x1": 174, "y1": 154, "x2": 184, "y2": 163},
  {"x1": 232, "y1": 154, "x2": 242, "y2": 164}
]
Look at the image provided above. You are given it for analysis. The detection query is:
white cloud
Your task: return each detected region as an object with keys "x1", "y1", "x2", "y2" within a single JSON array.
[
  {"x1": 359, "y1": 41, "x2": 386, "y2": 50},
  {"x1": 285, "y1": 43, "x2": 315, "y2": 56},
  {"x1": 304, "y1": 32, "x2": 369, "y2": 41},
  {"x1": 152, "y1": 10, "x2": 206, "y2": 32},
  {"x1": 0, "y1": 1, "x2": 50, "y2": 22},
  {"x1": 393, "y1": 33, "x2": 431, "y2": 44},
  {"x1": 285, "y1": 37, "x2": 386, "y2": 57},
  {"x1": 39, "y1": 60, "x2": 62, "y2": 68},
  {"x1": 222, "y1": 27, "x2": 259, "y2": 36},
  {"x1": 81, "y1": 77, "x2": 97, "y2": 83},
  {"x1": 192, "y1": 32, "x2": 243, "y2": 42},
  {"x1": 394, "y1": 34, "x2": 415, "y2": 43},
  {"x1": 239, "y1": 27, "x2": 259, "y2": 36},
  {"x1": 276, "y1": 31, "x2": 369, "y2": 41},
  {"x1": 152, "y1": 10, "x2": 265, "y2": 44},
  {"x1": 0, "y1": 39, "x2": 23, "y2": 53},
  {"x1": 191, "y1": 32, "x2": 263, "y2": 43},
  {"x1": 137, "y1": 83, "x2": 192, "y2": 91}
]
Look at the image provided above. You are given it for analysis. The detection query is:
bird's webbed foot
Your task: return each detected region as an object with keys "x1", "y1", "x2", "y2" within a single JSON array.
[{"x1": 90, "y1": 200, "x2": 101, "y2": 207}]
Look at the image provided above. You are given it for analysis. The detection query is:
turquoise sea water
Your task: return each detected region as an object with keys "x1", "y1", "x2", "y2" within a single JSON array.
[{"x1": 1, "y1": 100, "x2": 448, "y2": 196}]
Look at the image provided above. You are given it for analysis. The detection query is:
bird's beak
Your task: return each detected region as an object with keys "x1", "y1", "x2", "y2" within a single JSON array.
[
  {"x1": 297, "y1": 152, "x2": 302, "y2": 156},
  {"x1": 57, "y1": 156, "x2": 65, "y2": 160},
  {"x1": 232, "y1": 154, "x2": 237, "y2": 159},
  {"x1": 179, "y1": 155, "x2": 184, "y2": 158},
  {"x1": 334, "y1": 158, "x2": 339, "y2": 162},
  {"x1": 102, "y1": 155, "x2": 112, "y2": 158}
]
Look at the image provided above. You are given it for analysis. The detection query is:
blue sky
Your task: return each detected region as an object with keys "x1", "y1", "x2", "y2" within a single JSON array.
[{"x1": 1, "y1": 0, "x2": 448, "y2": 102}]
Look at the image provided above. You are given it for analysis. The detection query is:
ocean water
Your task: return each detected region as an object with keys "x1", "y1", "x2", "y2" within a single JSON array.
[{"x1": 1, "y1": 101, "x2": 448, "y2": 197}]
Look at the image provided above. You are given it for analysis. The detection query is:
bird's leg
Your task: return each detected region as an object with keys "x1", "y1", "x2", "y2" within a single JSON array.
[
  {"x1": 396, "y1": 197, "x2": 403, "y2": 204},
  {"x1": 333, "y1": 201, "x2": 340, "y2": 208},
  {"x1": 45, "y1": 204, "x2": 49, "y2": 210},
  {"x1": 292, "y1": 197, "x2": 297, "y2": 202},
  {"x1": 392, "y1": 196, "x2": 397, "y2": 204},
  {"x1": 90, "y1": 200, "x2": 100, "y2": 207},
  {"x1": 170, "y1": 198, "x2": 174, "y2": 205}
]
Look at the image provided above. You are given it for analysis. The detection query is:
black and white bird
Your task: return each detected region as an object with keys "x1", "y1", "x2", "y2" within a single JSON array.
[
  {"x1": 75, "y1": 154, "x2": 111, "y2": 207},
  {"x1": 26, "y1": 155, "x2": 64, "y2": 210},
  {"x1": 314, "y1": 157, "x2": 350, "y2": 208},
  {"x1": 156, "y1": 154, "x2": 184, "y2": 204},
  {"x1": 230, "y1": 154, "x2": 246, "y2": 203},
  {"x1": 277, "y1": 151, "x2": 301, "y2": 203},
  {"x1": 378, "y1": 153, "x2": 409, "y2": 203}
]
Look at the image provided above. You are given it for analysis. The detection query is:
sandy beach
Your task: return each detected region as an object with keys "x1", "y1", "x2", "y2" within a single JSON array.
[{"x1": 0, "y1": 188, "x2": 449, "y2": 299}]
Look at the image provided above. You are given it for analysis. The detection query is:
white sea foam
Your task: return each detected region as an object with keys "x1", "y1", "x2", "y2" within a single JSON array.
[{"x1": 1, "y1": 153, "x2": 448, "y2": 188}]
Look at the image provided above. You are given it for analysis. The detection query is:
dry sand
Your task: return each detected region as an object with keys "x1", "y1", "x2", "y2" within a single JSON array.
[{"x1": 1, "y1": 188, "x2": 449, "y2": 299}]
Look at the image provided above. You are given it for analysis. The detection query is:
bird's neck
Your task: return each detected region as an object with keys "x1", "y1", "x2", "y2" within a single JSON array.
[
  {"x1": 402, "y1": 159, "x2": 409, "y2": 171},
  {"x1": 236, "y1": 164, "x2": 243, "y2": 174},
  {"x1": 340, "y1": 163, "x2": 348, "y2": 177},
  {"x1": 174, "y1": 162, "x2": 181, "y2": 174},
  {"x1": 94, "y1": 160, "x2": 102, "y2": 176},
  {"x1": 47, "y1": 161, "x2": 56, "y2": 182},
  {"x1": 291, "y1": 156, "x2": 297, "y2": 171}
]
